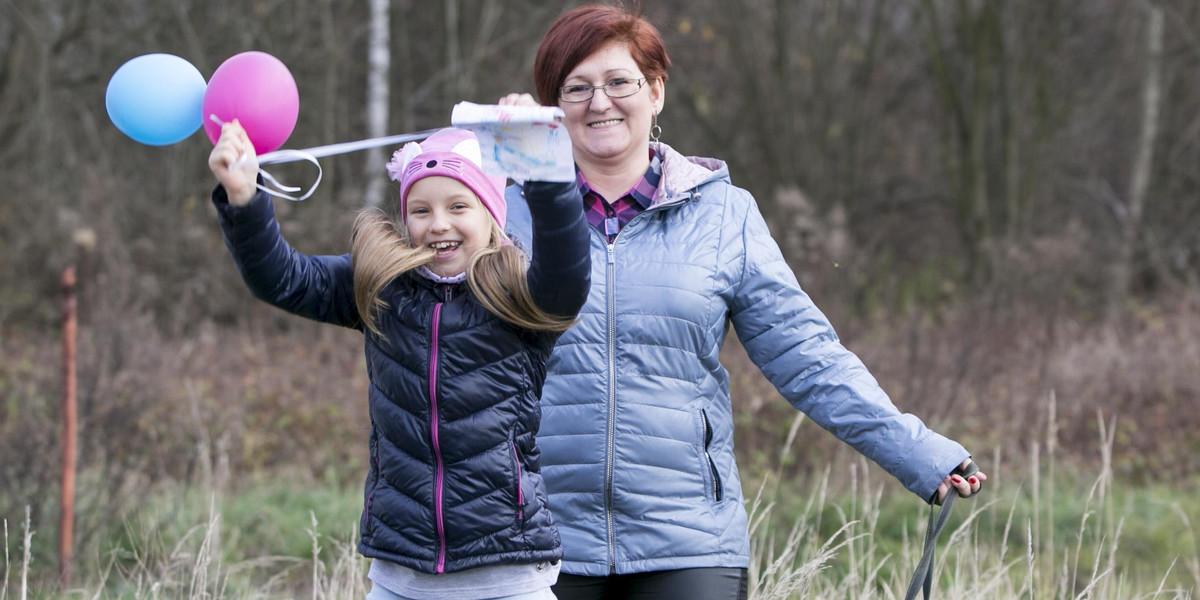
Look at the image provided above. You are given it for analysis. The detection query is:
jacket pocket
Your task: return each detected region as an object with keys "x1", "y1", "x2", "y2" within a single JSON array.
[
  {"x1": 362, "y1": 427, "x2": 381, "y2": 535},
  {"x1": 701, "y1": 410, "x2": 724, "y2": 502},
  {"x1": 510, "y1": 435, "x2": 525, "y2": 522}
]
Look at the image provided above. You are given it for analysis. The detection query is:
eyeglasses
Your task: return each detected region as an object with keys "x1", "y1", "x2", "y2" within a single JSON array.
[{"x1": 558, "y1": 78, "x2": 646, "y2": 103}]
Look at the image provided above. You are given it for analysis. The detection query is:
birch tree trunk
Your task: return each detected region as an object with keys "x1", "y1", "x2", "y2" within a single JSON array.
[
  {"x1": 445, "y1": 0, "x2": 463, "y2": 107},
  {"x1": 365, "y1": 0, "x2": 391, "y2": 208},
  {"x1": 1110, "y1": 1, "x2": 1163, "y2": 319}
]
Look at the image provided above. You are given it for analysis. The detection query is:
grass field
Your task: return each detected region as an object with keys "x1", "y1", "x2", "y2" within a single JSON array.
[
  {"x1": 4, "y1": 449, "x2": 1198, "y2": 599},
  {"x1": 5, "y1": 308, "x2": 1200, "y2": 599}
]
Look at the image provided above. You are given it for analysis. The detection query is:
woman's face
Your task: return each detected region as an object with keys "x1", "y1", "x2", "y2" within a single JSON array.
[{"x1": 558, "y1": 41, "x2": 664, "y2": 170}]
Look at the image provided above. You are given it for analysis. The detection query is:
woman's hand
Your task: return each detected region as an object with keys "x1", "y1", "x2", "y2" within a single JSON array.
[
  {"x1": 935, "y1": 459, "x2": 987, "y2": 504},
  {"x1": 497, "y1": 92, "x2": 540, "y2": 108},
  {"x1": 207, "y1": 120, "x2": 259, "y2": 206}
]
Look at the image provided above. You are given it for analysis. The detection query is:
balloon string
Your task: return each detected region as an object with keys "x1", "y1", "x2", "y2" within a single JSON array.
[
  {"x1": 257, "y1": 129, "x2": 440, "y2": 164},
  {"x1": 256, "y1": 150, "x2": 321, "y2": 202},
  {"x1": 207, "y1": 114, "x2": 437, "y2": 202}
]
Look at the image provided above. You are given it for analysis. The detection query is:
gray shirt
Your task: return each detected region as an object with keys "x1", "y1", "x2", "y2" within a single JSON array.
[{"x1": 368, "y1": 558, "x2": 559, "y2": 600}]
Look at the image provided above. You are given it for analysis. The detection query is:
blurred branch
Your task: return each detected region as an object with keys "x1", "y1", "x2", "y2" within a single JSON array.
[
  {"x1": 1109, "y1": 1, "x2": 1163, "y2": 317},
  {"x1": 172, "y1": 0, "x2": 210, "y2": 73}
]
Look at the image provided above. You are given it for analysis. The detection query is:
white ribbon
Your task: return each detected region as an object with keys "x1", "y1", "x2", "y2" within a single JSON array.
[
  {"x1": 258, "y1": 129, "x2": 439, "y2": 162},
  {"x1": 255, "y1": 129, "x2": 439, "y2": 202},
  {"x1": 209, "y1": 113, "x2": 438, "y2": 202}
]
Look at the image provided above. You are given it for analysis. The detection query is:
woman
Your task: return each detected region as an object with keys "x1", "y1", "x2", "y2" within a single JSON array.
[{"x1": 499, "y1": 4, "x2": 987, "y2": 599}]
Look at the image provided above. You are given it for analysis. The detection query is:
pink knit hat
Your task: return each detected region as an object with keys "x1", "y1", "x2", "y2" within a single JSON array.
[{"x1": 385, "y1": 128, "x2": 507, "y2": 229}]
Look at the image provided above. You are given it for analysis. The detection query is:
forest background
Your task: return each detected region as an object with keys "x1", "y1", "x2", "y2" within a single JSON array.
[{"x1": 4, "y1": 0, "x2": 1200, "y2": 596}]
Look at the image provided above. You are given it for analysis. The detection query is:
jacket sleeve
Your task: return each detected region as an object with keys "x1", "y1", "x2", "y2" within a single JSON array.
[
  {"x1": 725, "y1": 190, "x2": 967, "y2": 502},
  {"x1": 212, "y1": 185, "x2": 361, "y2": 329},
  {"x1": 520, "y1": 180, "x2": 591, "y2": 319}
]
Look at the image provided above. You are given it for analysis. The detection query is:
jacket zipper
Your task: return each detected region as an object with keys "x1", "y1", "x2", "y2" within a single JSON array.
[
  {"x1": 430, "y1": 302, "x2": 447, "y2": 573},
  {"x1": 597, "y1": 195, "x2": 695, "y2": 573},
  {"x1": 604, "y1": 241, "x2": 618, "y2": 573}
]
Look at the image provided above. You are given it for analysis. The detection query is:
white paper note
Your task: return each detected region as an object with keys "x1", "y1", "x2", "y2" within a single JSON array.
[{"x1": 451, "y1": 102, "x2": 576, "y2": 183}]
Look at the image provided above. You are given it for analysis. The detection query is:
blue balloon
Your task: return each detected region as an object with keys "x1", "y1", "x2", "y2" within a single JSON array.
[{"x1": 106, "y1": 54, "x2": 207, "y2": 146}]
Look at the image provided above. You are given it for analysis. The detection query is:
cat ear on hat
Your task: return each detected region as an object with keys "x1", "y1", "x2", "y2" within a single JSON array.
[
  {"x1": 386, "y1": 141, "x2": 424, "y2": 182},
  {"x1": 447, "y1": 137, "x2": 484, "y2": 169},
  {"x1": 437, "y1": 130, "x2": 505, "y2": 193}
]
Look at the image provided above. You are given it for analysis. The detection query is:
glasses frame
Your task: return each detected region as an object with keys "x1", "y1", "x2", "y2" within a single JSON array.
[{"x1": 558, "y1": 78, "x2": 647, "y2": 103}]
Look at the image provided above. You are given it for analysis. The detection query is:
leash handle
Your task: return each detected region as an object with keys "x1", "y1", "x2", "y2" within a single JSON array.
[{"x1": 904, "y1": 461, "x2": 979, "y2": 600}]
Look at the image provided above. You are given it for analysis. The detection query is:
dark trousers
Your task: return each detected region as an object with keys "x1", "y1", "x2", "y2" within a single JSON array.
[{"x1": 553, "y1": 568, "x2": 748, "y2": 600}]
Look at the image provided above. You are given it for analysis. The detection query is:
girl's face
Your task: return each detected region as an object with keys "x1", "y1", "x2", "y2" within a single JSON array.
[
  {"x1": 404, "y1": 176, "x2": 493, "y2": 277},
  {"x1": 558, "y1": 41, "x2": 664, "y2": 171}
]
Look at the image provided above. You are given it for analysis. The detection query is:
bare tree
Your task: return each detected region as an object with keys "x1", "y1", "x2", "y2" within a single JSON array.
[
  {"x1": 365, "y1": 0, "x2": 392, "y2": 208},
  {"x1": 918, "y1": 0, "x2": 1000, "y2": 284},
  {"x1": 1110, "y1": 1, "x2": 1164, "y2": 317}
]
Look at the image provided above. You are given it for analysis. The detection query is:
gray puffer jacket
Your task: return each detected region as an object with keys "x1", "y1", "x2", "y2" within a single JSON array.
[{"x1": 504, "y1": 142, "x2": 969, "y2": 576}]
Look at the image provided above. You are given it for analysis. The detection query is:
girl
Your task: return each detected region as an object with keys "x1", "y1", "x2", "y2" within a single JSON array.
[{"x1": 208, "y1": 123, "x2": 590, "y2": 600}]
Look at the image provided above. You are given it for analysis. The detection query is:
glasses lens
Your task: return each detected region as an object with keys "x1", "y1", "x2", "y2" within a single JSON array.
[
  {"x1": 606, "y1": 79, "x2": 642, "y2": 98},
  {"x1": 560, "y1": 85, "x2": 592, "y2": 102}
]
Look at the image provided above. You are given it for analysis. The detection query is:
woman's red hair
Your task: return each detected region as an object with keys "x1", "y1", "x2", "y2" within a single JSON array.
[{"x1": 533, "y1": 3, "x2": 672, "y2": 106}]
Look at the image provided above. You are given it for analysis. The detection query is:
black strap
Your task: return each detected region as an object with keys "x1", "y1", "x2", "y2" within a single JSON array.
[{"x1": 904, "y1": 461, "x2": 979, "y2": 600}]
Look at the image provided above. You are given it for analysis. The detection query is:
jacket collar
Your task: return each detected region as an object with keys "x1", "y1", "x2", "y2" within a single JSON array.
[{"x1": 649, "y1": 141, "x2": 729, "y2": 207}]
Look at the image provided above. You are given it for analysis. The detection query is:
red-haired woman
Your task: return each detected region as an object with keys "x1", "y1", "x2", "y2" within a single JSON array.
[{"x1": 500, "y1": 4, "x2": 987, "y2": 599}]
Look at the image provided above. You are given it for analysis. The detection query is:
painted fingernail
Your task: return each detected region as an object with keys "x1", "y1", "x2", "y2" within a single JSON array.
[
  {"x1": 968, "y1": 477, "x2": 977, "y2": 485},
  {"x1": 952, "y1": 475, "x2": 963, "y2": 484}
]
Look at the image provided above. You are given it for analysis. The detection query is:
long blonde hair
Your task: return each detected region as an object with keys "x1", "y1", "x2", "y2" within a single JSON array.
[{"x1": 351, "y1": 208, "x2": 577, "y2": 338}]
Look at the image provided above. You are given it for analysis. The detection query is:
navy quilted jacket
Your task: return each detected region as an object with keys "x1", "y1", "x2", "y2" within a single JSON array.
[
  {"x1": 505, "y1": 143, "x2": 969, "y2": 576},
  {"x1": 213, "y1": 180, "x2": 590, "y2": 574}
]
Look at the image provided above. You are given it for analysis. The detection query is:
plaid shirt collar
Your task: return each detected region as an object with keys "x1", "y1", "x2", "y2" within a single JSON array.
[
  {"x1": 578, "y1": 149, "x2": 662, "y2": 241},
  {"x1": 576, "y1": 149, "x2": 662, "y2": 210}
]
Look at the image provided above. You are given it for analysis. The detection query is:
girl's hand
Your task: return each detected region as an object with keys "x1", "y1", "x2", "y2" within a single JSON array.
[
  {"x1": 935, "y1": 459, "x2": 987, "y2": 504},
  {"x1": 207, "y1": 120, "x2": 259, "y2": 206},
  {"x1": 497, "y1": 92, "x2": 540, "y2": 107}
]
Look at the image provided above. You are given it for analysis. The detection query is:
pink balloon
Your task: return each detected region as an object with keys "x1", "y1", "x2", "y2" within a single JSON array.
[{"x1": 202, "y1": 51, "x2": 299, "y2": 154}]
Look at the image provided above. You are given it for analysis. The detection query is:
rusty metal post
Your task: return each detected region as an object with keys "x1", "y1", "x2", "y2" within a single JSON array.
[{"x1": 58, "y1": 266, "x2": 77, "y2": 589}]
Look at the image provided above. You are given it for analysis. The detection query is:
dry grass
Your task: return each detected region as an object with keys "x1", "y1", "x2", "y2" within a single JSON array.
[
  {"x1": 5, "y1": 279, "x2": 1200, "y2": 598},
  {"x1": 4, "y1": 399, "x2": 1198, "y2": 599}
]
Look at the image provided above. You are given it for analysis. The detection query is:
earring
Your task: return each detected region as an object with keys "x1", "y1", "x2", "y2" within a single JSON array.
[{"x1": 650, "y1": 111, "x2": 662, "y2": 144}]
